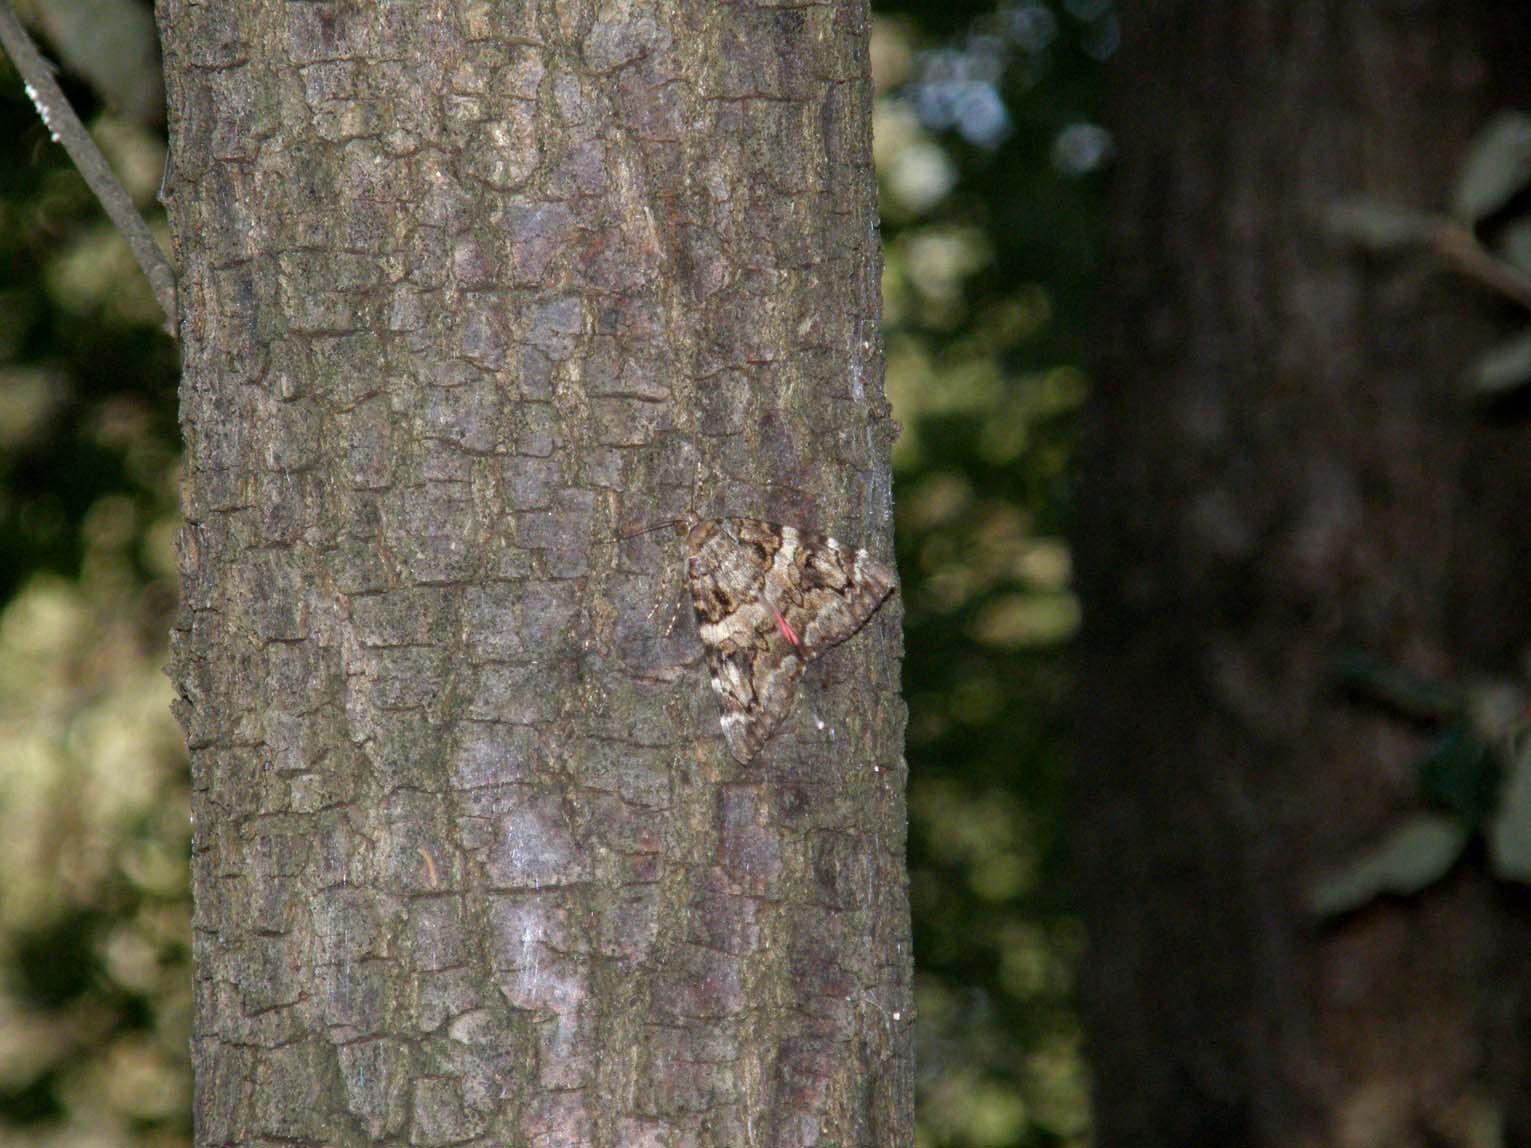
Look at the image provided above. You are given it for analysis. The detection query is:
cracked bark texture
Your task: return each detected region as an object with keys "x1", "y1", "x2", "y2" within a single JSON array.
[
  {"x1": 1077, "y1": 3, "x2": 1531, "y2": 1147},
  {"x1": 157, "y1": 2, "x2": 909, "y2": 1145}
]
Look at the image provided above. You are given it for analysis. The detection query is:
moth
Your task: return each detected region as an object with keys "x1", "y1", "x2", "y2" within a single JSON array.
[{"x1": 636, "y1": 514, "x2": 896, "y2": 763}]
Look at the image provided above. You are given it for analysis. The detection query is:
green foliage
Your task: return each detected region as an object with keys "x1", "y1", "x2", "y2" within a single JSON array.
[
  {"x1": 1314, "y1": 108, "x2": 1531, "y2": 922},
  {"x1": 1315, "y1": 660, "x2": 1531, "y2": 918},
  {"x1": 872, "y1": 3, "x2": 1106, "y2": 1144},
  {"x1": 0, "y1": 14, "x2": 187, "y2": 1144},
  {"x1": 0, "y1": 573, "x2": 189, "y2": 1143},
  {"x1": 0, "y1": 48, "x2": 177, "y2": 603},
  {"x1": 1329, "y1": 110, "x2": 1531, "y2": 399}
]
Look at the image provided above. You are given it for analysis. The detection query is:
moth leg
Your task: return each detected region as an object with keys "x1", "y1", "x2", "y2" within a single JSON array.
[{"x1": 650, "y1": 556, "x2": 687, "y2": 638}]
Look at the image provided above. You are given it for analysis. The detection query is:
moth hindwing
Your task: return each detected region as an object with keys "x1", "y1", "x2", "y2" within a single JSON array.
[{"x1": 680, "y1": 516, "x2": 895, "y2": 763}]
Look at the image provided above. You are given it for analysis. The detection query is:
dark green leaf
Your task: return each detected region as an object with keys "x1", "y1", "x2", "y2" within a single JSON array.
[
  {"x1": 1417, "y1": 727, "x2": 1500, "y2": 824},
  {"x1": 1332, "y1": 649, "x2": 1459, "y2": 717}
]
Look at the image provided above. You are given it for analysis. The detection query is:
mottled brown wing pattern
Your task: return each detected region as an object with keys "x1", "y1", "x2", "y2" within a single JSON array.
[
  {"x1": 685, "y1": 517, "x2": 895, "y2": 763},
  {"x1": 761, "y1": 524, "x2": 897, "y2": 656}
]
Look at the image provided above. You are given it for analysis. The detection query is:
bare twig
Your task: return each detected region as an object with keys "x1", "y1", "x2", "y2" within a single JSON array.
[
  {"x1": 1431, "y1": 220, "x2": 1531, "y2": 314},
  {"x1": 0, "y1": 2, "x2": 178, "y2": 336}
]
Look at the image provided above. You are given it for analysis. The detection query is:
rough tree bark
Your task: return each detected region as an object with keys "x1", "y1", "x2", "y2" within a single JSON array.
[
  {"x1": 158, "y1": 2, "x2": 910, "y2": 1145},
  {"x1": 1076, "y1": 4, "x2": 1531, "y2": 1147}
]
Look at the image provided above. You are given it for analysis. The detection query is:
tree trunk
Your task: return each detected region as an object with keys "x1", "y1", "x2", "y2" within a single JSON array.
[
  {"x1": 1076, "y1": 3, "x2": 1531, "y2": 1147},
  {"x1": 158, "y1": 2, "x2": 910, "y2": 1144}
]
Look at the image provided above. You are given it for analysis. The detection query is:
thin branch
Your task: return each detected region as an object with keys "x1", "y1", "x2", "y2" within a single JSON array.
[
  {"x1": 0, "y1": 2, "x2": 178, "y2": 336},
  {"x1": 1431, "y1": 220, "x2": 1531, "y2": 314}
]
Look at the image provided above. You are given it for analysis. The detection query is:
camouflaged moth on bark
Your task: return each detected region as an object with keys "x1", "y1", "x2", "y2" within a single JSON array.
[{"x1": 656, "y1": 514, "x2": 896, "y2": 763}]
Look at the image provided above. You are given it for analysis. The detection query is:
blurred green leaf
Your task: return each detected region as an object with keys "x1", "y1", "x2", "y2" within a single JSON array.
[
  {"x1": 1331, "y1": 649, "x2": 1459, "y2": 717},
  {"x1": 31, "y1": 0, "x2": 163, "y2": 124},
  {"x1": 1324, "y1": 200, "x2": 1436, "y2": 252},
  {"x1": 1501, "y1": 219, "x2": 1531, "y2": 274},
  {"x1": 1453, "y1": 110, "x2": 1531, "y2": 223},
  {"x1": 970, "y1": 591, "x2": 1079, "y2": 649},
  {"x1": 1468, "y1": 329, "x2": 1531, "y2": 397},
  {"x1": 1310, "y1": 814, "x2": 1469, "y2": 918},
  {"x1": 1489, "y1": 740, "x2": 1531, "y2": 882},
  {"x1": 1417, "y1": 727, "x2": 1500, "y2": 824}
]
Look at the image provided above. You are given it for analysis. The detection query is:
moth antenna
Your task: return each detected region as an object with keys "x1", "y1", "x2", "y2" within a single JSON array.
[
  {"x1": 617, "y1": 518, "x2": 687, "y2": 541},
  {"x1": 587, "y1": 518, "x2": 682, "y2": 550}
]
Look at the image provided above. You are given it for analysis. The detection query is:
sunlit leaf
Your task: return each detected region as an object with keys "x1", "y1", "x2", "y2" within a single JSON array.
[
  {"x1": 1310, "y1": 814, "x2": 1469, "y2": 917},
  {"x1": 1453, "y1": 111, "x2": 1531, "y2": 222}
]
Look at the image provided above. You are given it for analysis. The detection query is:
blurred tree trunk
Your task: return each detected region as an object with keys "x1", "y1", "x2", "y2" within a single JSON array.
[
  {"x1": 158, "y1": 2, "x2": 910, "y2": 1144},
  {"x1": 1077, "y1": 3, "x2": 1531, "y2": 1146}
]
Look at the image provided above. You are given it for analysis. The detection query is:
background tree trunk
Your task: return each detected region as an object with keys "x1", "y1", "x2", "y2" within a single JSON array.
[
  {"x1": 1076, "y1": 3, "x2": 1531, "y2": 1146},
  {"x1": 158, "y1": 2, "x2": 910, "y2": 1144}
]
